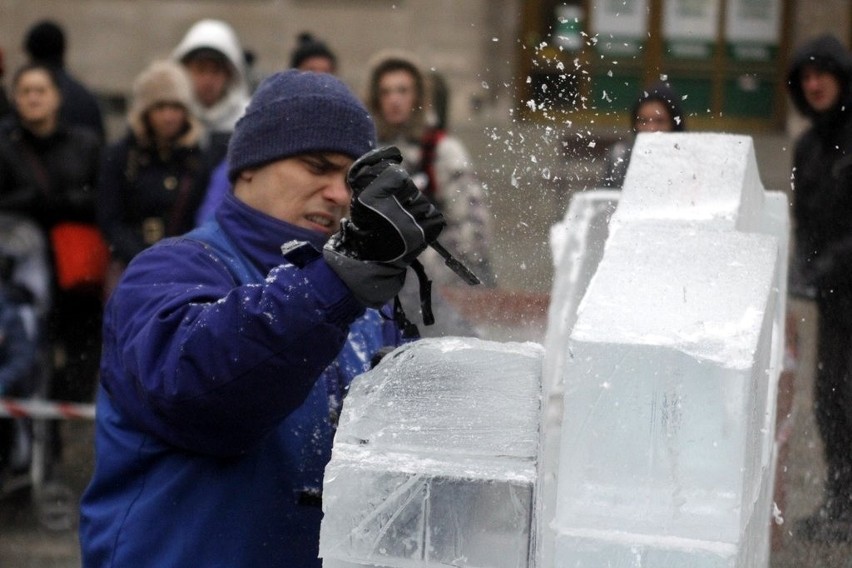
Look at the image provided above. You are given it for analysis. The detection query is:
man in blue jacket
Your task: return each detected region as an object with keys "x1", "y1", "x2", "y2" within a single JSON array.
[{"x1": 79, "y1": 70, "x2": 444, "y2": 567}]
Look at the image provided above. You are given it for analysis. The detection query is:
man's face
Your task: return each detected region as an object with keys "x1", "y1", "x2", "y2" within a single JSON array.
[
  {"x1": 378, "y1": 69, "x2": 417, "y2": 127},
  {"x1": 234, "y1": 153, "x2": 353, "y2": 236},
  {"x1": 801, "y1": 65, "x2": 842, "y2": 113},
  {"x1": 634, "y1": 100, "x2": 673, "y2": 133},
  {"x1": 184, "y1": 57, "x2": 231, "y2": 108}
]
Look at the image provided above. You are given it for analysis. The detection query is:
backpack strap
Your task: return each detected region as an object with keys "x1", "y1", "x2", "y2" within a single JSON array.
[{"x1": 418, "y1": 128, "x2": 447, "y2": 201}]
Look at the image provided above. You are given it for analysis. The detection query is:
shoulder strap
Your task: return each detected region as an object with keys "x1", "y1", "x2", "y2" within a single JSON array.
[
  {"x1": 418, "y1": 128, "x2": 447, "y2": 200},
  {"x1": 183, "y1": 221, "x2": 260, "y2": 285}
]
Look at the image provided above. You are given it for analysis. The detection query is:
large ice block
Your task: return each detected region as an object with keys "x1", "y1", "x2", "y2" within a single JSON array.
[
  {"x1": 545, "y1": 132, "x2": 788, "y2": 567},
  {"x1": 320, "y1": 338, "x2": 543, "y2": 568}
]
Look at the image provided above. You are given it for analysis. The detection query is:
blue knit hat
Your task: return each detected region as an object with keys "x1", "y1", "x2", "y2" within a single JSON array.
[{"x1": 227, "y1": 70, "x2": 376, "y2": 181}]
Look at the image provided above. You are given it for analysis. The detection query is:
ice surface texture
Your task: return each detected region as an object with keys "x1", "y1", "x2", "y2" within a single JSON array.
[{"x1": 320, "y1": 338, "x2": 543, "y2": 568}]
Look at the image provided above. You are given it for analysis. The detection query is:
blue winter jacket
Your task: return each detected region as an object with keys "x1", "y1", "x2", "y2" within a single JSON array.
[{"x1": 79, "y1": 193, "x2": 400, "y2": 567}]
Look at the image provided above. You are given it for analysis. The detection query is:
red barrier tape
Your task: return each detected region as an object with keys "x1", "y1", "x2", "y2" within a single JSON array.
[{"x1": 0, "y1": 398, "x2": 95, "y2": 420}]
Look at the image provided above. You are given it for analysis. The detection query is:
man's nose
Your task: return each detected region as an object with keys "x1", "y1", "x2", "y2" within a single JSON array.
[{"x1": 326, "y1": 174, "x2": 351, "y2": 206}]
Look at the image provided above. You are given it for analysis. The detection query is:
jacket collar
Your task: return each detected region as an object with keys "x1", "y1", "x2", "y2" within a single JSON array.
[{"x1": 214, "y1": 192, "x2": 328, "y2": 272}]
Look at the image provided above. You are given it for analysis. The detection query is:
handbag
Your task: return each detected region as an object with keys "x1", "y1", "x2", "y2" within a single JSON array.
[{"x1": 49, "y1": 222, "x2": 110, "y2": 291}]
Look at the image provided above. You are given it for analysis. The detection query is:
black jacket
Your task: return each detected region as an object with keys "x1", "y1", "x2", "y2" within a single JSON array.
[
  {"x1": 0, "y1": 115, "x2": 101, "y2": 230},
  {"x1": 55, "y1": 67, "x2": 105, "y2": 142},
  {"x1": 786, "y1": 35, "x2": 852, "y2": 303},
  {"x1": 97, "y1": 132, "x2": 210, "y2": 264}
]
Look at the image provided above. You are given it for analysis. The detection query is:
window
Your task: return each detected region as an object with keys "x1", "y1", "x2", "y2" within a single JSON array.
[{"x1": 517, "y1": 0, "x2": 791, "y2": 132}]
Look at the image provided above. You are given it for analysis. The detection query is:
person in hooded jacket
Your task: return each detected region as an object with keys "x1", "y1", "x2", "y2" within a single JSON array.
[
  {"x1": 79, "y1": 70, "x2": 444, "y2": 568},
  {"x1": 366, "y1": 51, "x2": 495, "y2": 289},
  {"x1": 600, "y1": 81, "x2": 686, "y2": 188},
  {"x1": 172, "y1": 18, "x2": 250, "y2": 165},
  {"x1": 97, "y1": 60, "x2": 210, "y2": 297},
  {"x1": 786, "y1": 34, "x2": 852, "y2": 542}
]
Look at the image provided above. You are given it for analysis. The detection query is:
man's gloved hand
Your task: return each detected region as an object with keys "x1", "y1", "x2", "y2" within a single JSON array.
[{"x1": 324, "y1": 146, "x2": 445, "y2": 307}]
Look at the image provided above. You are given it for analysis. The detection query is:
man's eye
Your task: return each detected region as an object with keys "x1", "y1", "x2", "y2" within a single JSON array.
[{"x1": 303, "y1": 159, "x2": 327, "y2": 173}]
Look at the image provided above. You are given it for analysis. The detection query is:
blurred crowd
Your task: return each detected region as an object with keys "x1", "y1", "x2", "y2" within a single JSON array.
[{"x1": 0, "y1": 17, "x2": 500, "y2": 485}]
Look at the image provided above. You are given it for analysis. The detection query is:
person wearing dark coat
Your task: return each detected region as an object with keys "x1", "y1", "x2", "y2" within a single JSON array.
[
  {"x1": 23, "y1": 19, "x2": 105, "y2": 141},
  {"x1": 600, "y1": 81, "x2": 686, "y2": 188},
  {"x1": 97, "y1": 60, "x2": 210, "y2": 283},
  {"x1": 0, "y1": 47, "x2": 12, "y2": 120},
  {"x1": 0, "y1": 284, "x2": 38, "y2": 480},
  {"x1": 786, "y1": 34, "x2": 852, "y2": 542},
  {"x1": 0, "y1": 62, "x2": 102, "y2": 407},
  {"x1": 290, "y1": 32, "x2": 337, "y2": 74}
]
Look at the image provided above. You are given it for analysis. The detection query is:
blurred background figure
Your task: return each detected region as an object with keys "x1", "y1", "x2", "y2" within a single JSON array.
[
  {"x1": 0, "y1": 62, "x2": 102, "y2": 415},
  {"x1": 785, "y1": 33, "x2": 852, "y2": 542},
  {"x1": 0, "y1": 250, "x2": 38, "y2": 487},
  {"x1": 289, "y1": 32, "x2": 337, "y2": 74},
  {"x1": 241, "y1": 48, "x2": 263, "y2": 93},
  {"x1": 0, "y1": 47, "x2": 11, "y2": 120},
  {"x1": 365, "y1": 50, "x2": 496, "y2": 289},
  {"x1": 172, "y1": 18, "x2": 249, "y2": 165},
  {"x1": 97, "y1": 60, "x2": 210, "y2": 299},
  {"x1": 600, "y1": 81, "x2": 686, "y2": 189},
  {"x1": 22, "y1": 19, "x2": 105, "y2": 142}
]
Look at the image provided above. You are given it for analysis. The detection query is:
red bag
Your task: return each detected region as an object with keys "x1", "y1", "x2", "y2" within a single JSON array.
[{"x1": 50, "y1": 222, "x2": 110, "y2": 291}]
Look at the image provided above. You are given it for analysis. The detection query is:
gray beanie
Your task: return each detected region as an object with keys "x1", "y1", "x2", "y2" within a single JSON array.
[{"x1": 227, "y1": 70, "x2": 376, "y2": 181}]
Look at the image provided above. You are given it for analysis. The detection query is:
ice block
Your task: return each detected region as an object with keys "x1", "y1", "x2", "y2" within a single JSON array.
[
  {"x1": 544, "y1": 132, "x2": 788, "y2": 567},
  {"x1": 320, "y1": 338, "x2": 543, "y2": 568}
]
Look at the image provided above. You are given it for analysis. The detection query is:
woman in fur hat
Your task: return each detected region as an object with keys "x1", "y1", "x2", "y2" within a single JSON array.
[{"x1": 97, "y1": 60, "x2": 211, "y2": 295}]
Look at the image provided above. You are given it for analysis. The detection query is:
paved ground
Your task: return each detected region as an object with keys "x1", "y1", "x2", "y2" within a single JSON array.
[{"x1": 1, "y1": 123, "x2": 850, "y2": 566}]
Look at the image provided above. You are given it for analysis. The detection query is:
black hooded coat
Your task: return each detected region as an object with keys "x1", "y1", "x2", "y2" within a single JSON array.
[{"x1": 787, "y1": 34, "x2": 852, "y2": 302}]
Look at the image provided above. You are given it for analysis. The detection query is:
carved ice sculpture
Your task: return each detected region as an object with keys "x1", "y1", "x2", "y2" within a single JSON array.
[{"x1": 321, "y1": 133, "x2": 789, "y2": 568}]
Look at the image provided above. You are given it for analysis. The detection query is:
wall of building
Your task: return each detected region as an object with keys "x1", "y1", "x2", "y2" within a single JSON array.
[
  {"x1": 0, "y1": 0, "x2": 521, "y2": 136},
  {"x1": 792, "y1": 0, "x2": 849, "y2": 48}
]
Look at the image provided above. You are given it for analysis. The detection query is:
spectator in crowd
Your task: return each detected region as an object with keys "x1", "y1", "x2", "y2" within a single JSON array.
[
  {"x1": 80, "y1": 69, "x2": 443, "y2": 567},
  {"x1": 97, "y1": 60, "x2": 210, "y2": 297},
  {"x1": 0, "y1": 254, "x2": 38, "y2": 483},
  {"x1": 0, "y1": 62, "x2": 102, "y2": 409},
  {"x1": 290, "y1": 32, "x2": 337, "y2": 74},
  {"x1": 0, "y1": 47, "x2": 11, "y2": 120},
  {"x1": 786, "y1": 33, "x2": 852, "y2": 542},
  {"x1": 22, "y1": 19, "x2": 105, "y2": 141},
  {"x1": 600, "y1": 81, "x2": 686, "y2": 188},
  {"x1": 365, "y1": 50, "x2": 495, "y2": 289},
  {"x1": 172, "y1": 18, "x2": 250, "y2": 165},
  {"x1": 242, "y1": 48, "x2": 263, "y2": 93}
]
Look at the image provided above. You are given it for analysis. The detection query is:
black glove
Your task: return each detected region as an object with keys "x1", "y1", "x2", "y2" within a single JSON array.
[{"x1": 323, "y1": 146, "x2": 445, "y2": 307}]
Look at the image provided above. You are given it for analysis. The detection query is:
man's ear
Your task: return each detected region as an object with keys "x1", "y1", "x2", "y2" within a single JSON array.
[{"x1": 239, "y1": 169, "x2": 254, "y2": 182}]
